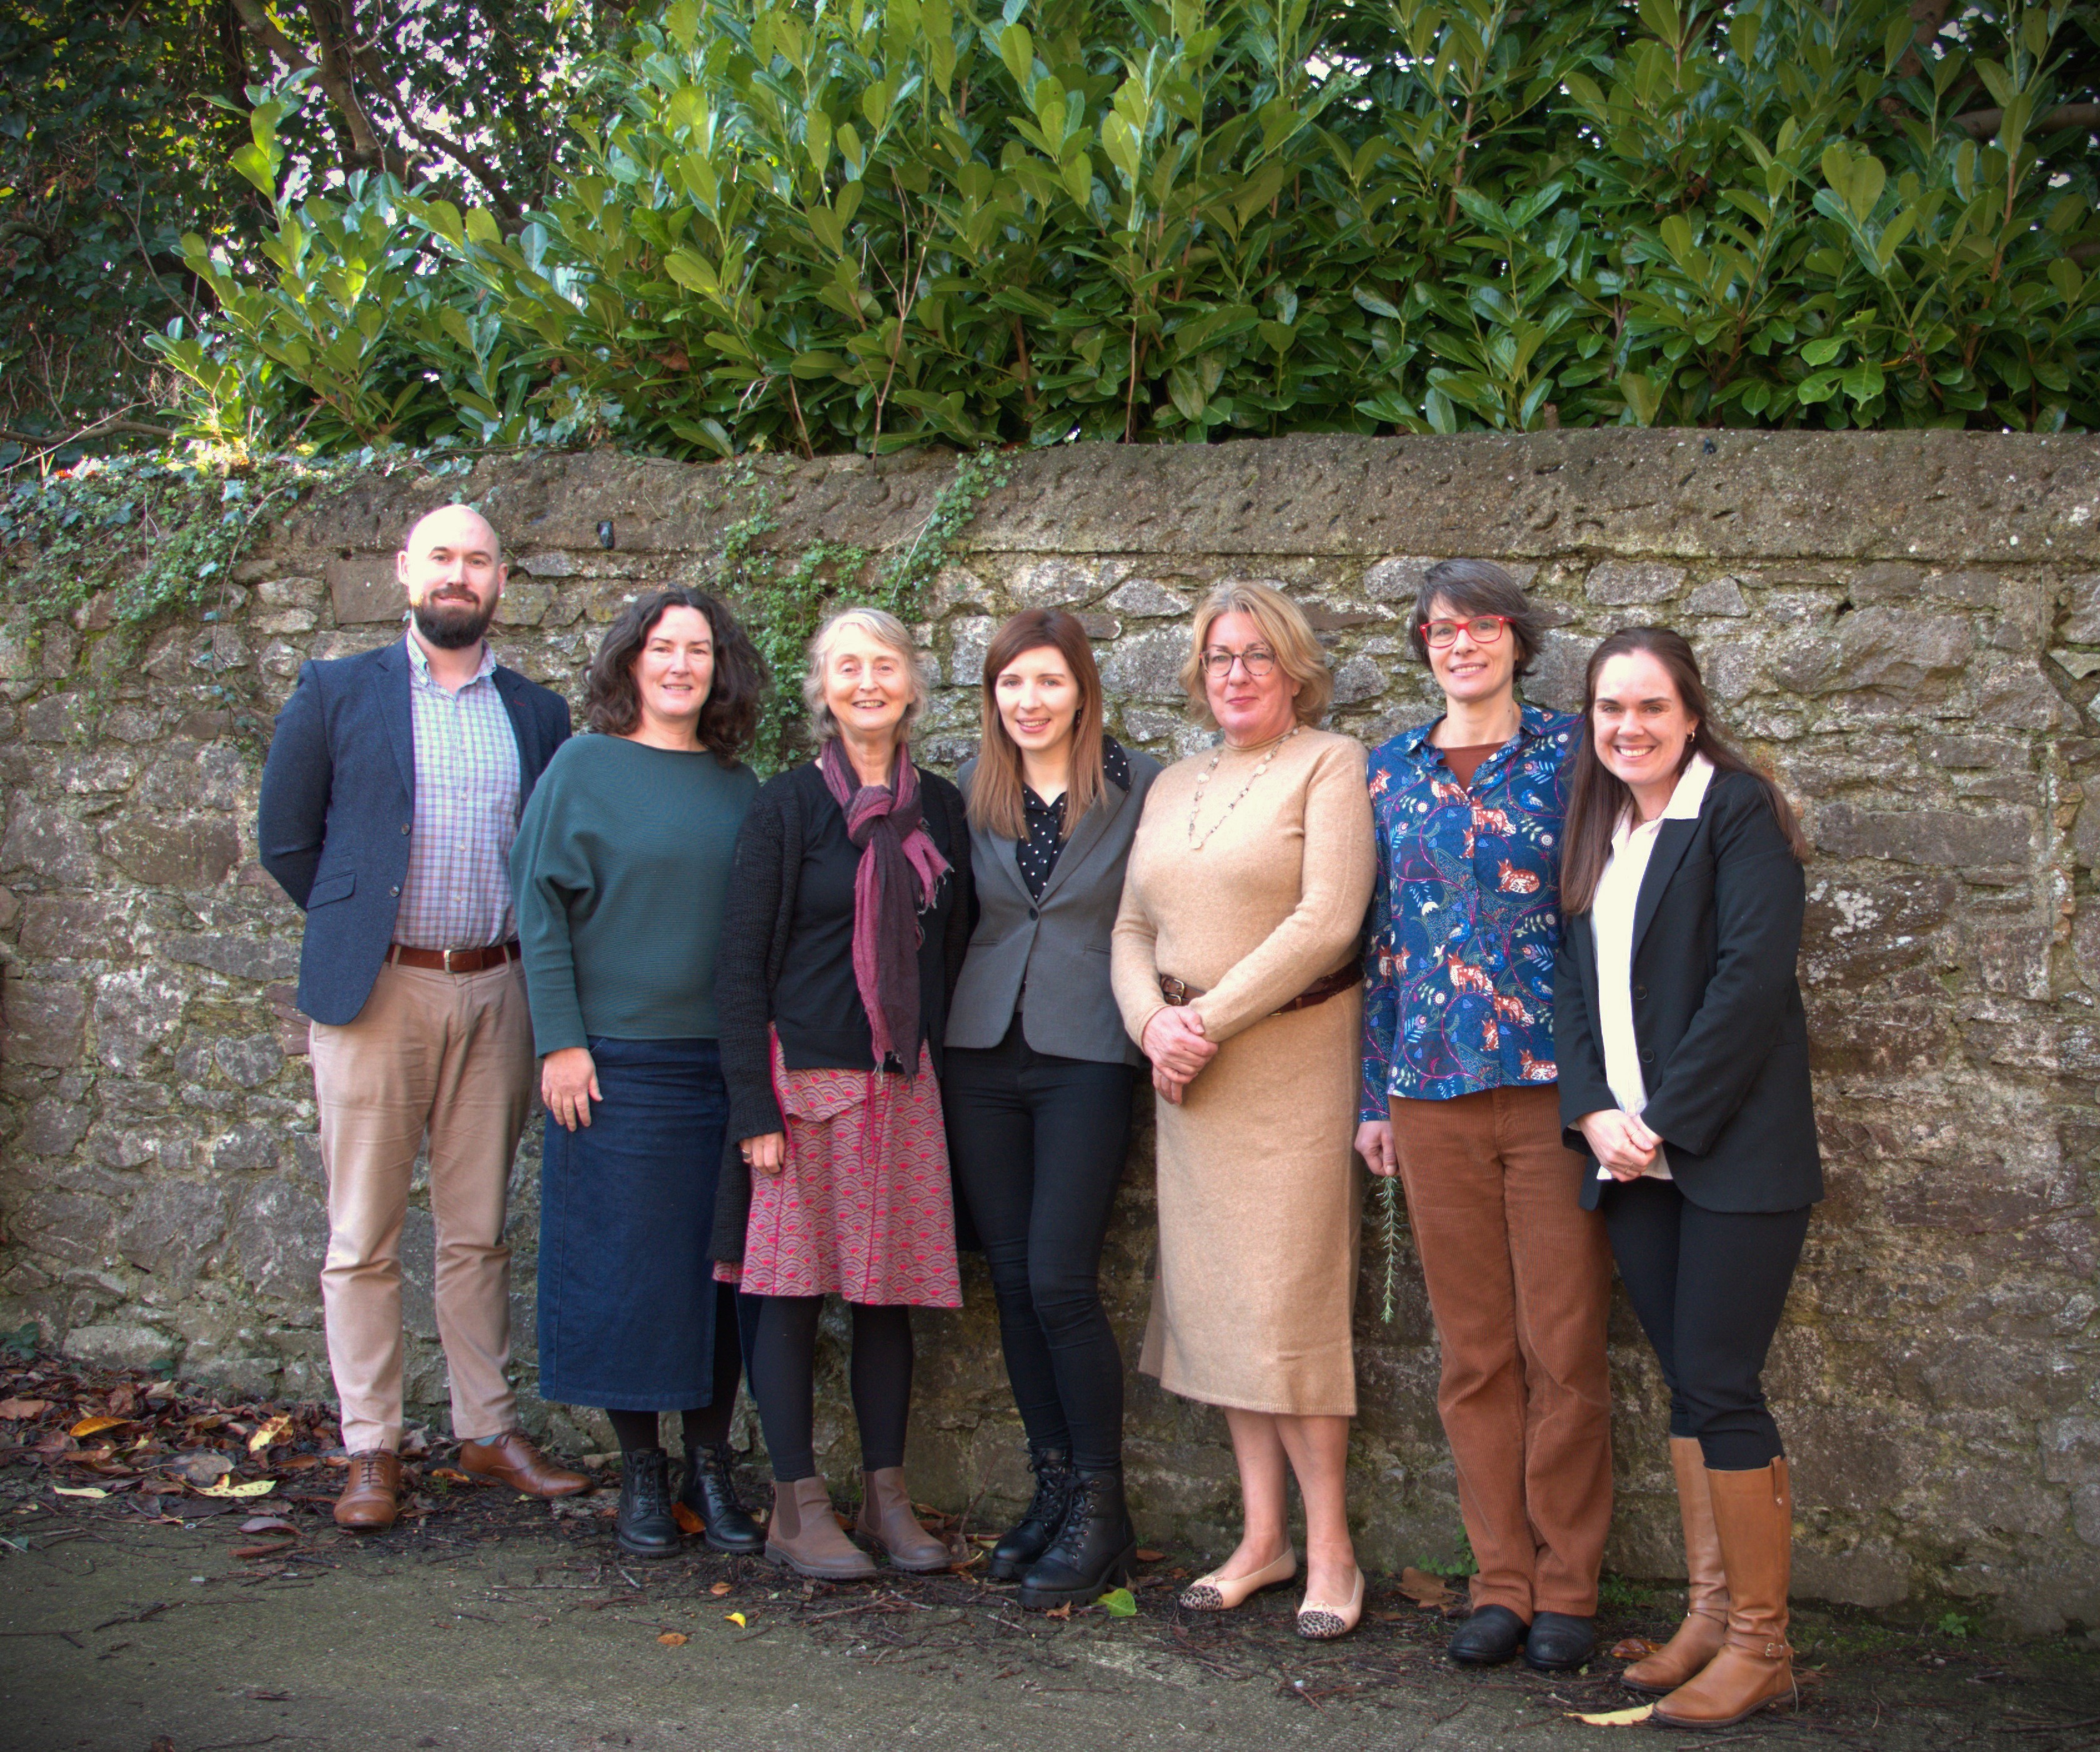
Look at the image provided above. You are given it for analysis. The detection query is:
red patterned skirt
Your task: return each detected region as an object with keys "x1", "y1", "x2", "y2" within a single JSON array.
[{"x1": 717, "y1": 1031, "x2": 962, "y2": 1306}]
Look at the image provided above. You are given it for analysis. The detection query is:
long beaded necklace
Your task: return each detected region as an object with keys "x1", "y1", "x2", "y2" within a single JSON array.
[{"x1": 1186, "y1": 724, "x2": 1301, "y2": 850}]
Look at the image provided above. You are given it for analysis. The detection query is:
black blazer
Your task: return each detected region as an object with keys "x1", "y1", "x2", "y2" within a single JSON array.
[
  {"x1": 256, "y1": 639, "x2": 572, "y2": 1026},
  {"x1": 712, "y1": 759, "x2": 972, "y2": 1265},
  {"x1": 1555, "y1": 768, "x2": 1822, "y2": 1214}
]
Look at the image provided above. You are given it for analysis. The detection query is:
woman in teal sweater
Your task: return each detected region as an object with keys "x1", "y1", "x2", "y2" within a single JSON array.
[{"x1": 510, "y1": 587, "x2": 765, "y2": 1559}]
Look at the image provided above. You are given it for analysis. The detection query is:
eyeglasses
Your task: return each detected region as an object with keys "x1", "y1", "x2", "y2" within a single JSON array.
[
  {"x1": 1201, "y1": 646, "x2": 1278, "y2": 679},
  {"x1": 1421, "y1": 615, "x2": 1512, "y2": 649}
]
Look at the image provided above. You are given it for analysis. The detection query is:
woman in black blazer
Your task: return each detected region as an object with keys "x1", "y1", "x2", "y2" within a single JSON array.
[
  {"x1": 1553, "y1": 627, "x2": 1818, "y2": 1731},
  {"x1": 943, "y1": 609, "x2": 1160, "y2": 1609}
]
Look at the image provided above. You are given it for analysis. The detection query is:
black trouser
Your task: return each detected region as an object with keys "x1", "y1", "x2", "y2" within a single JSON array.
[
  {"x1": 1601, "y1": 1176, "x2": 1811, "y2": 1471},
  {"x1": 942, "y1": 1017, "x2": 1135, "y2": 1473},
  {"x1": 605, "y1": 1281, "x2": 750, "y2": 1455},
  {"x1": 748, "y1": 1297, "x2": 914, "y2": 1483}
]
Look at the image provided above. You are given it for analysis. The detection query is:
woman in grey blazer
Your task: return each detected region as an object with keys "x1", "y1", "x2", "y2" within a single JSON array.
[{"x1": 944, "y1": 609, "x2": 1160, "y2": 1610}]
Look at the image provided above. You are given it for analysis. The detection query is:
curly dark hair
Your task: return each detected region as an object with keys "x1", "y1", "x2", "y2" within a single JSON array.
[{"x1": 584, "y1": 587, "x2": 766, "y2": 759}]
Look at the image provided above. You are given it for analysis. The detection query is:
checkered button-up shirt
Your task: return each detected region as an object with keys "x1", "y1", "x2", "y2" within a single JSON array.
[{"x1": 396, "y1": 632, "x2": 522, "y2": 950}]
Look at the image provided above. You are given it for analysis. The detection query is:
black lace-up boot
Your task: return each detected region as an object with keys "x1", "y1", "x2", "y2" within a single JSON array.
[
  {"x1": 1018, "y1": 1468, "x2": 1135, "y2": 1610},
  {"x1": 988, "y1": 1445, "x2": 1075, "y2": 1581},
  {"x1": 680, "y1": 1441, "x2": 765, "y2": 1554},
  {"x1": 615, "y1": 1448, "x2": 679, "y2": 1559}
]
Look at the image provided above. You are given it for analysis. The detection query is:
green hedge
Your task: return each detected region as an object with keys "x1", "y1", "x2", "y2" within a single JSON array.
[{"x1": 157, "y1": 0, "x2": 2100, "y2": 454}]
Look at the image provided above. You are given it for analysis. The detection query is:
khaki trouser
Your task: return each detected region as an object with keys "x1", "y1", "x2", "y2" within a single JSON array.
[
  {"x1": 309, "y1": 960, "x2": 535, "y2": 1453},
  {"x1": 1391, "y1": 1085, "x2": 1615, "y2": 1618}
]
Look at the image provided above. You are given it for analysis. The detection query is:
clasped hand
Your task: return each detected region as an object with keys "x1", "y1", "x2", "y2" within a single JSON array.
[
  {"x1": 1578, "y1": 1108, "x2": 1662, "y2": 1180},
  {"x1": 1142, "y1": 1005, "x2": 1218, "y2": 1105}
]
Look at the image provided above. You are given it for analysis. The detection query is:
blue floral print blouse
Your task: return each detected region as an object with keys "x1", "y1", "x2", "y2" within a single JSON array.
[{"x1": 1360, "y1": 704, "x2": 1579, "y2": 1117}]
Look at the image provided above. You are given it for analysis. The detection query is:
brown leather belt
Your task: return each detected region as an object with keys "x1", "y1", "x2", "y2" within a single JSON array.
[
  {"x1": 1158, "y1": 960, "x2": 1361, "y2": 1017},
  {"x1": 387, "y1": 940, "x2": 522, "y2": 973}
]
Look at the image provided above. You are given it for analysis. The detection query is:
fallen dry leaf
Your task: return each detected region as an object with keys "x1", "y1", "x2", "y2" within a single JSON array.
[
  {"x1": 657, "y1": 1631, "x2": 689, "y2": 1646},
  {"x1": 181, "y1": 1452, "x2": 234, "y2": 1486},
  {"x1": 241, "y1": 1515, "x2": 296, "y2": 1535},
  {"x1": 672, "y1": 1501, "x2": 704, "y2": 1536},
  {"x1": 1572, "y1": 1705, "x2": 1655, "y2": 1726},
  {"x1": 1134, "y1": 1547, "x2": 1165, "y2": 1562},
  {"x1": 277, "y1": 1453, "x2": 321, "y2": 1471},
  {"x1": 1044, "y1": 1601, "x2": 1073, "y2": 1621},
  {"x1": 197, "y1": 1478, "x2": 276, "y2": 1500},
  {"x1": 233, "y1": 1540, "x2": 297, "y2": 1560},
  {"x1": 145, "y1": 1381, "x2": 177, "y2": 1403},
  {"x1": 52, "y1": 1485, "x2": 107, "y2": 1498},
  {"x1": 429, "y1": 1467, "x2": 475, "y2": 1486},
  {"x1": 1398, "y1": 1567, "x2": 1456, "y2": 1608},
  {"x1": 0, "y1": 1397, "x2": 50, "y2": 1419},
  {"x1": 709, "y1": 1581, "x2": 734, "y2": 1596},
  {"x1": 247, "y1": 1413, "x2": 294, "y2": 1453},
  {"x1": 107, "y1": 1384, "x2": 137, "y2": 1417},
  {"x1": 68, "y1": 1415, "x2": 129, "y2": 1439},
  {"x1": 1610, "y1": 1636, "x2": 1659, "y2": 1661},
  {"x1": 724, "y1": 1613, "x2": 746, "y2": 1628}
]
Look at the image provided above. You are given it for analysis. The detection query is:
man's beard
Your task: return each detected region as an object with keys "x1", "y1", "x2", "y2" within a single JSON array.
[{"x1": 413, "y1": 592, "x2": 495, "y2": 649}]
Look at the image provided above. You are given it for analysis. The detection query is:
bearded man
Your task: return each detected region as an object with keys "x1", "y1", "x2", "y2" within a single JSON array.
[{"x1": 258, "y1": 503, "x2": 586, "y2": 1528}]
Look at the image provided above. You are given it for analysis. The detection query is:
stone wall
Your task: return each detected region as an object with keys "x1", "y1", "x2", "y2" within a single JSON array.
[{"x1": 4, "y1": 431, "x2": 2099, "y2": 1632}]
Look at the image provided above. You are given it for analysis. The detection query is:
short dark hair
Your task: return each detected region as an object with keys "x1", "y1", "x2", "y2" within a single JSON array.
[
  {"x1": 584, "y1": 587, "x2": 766, "y2": 760},
  {"x1": 1406, "y1": 559, "x2": 1545, "y2": 679}
]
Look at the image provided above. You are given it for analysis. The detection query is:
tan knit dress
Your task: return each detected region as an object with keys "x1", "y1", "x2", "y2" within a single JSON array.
[{"x1": 1111, "y1": 729, "x2": 1377, "y2": 1417}]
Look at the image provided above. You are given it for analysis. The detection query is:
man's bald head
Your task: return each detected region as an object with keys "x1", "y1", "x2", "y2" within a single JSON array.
[{"x1": 398, "y1": 502, "x2": 507, "y2": 652}]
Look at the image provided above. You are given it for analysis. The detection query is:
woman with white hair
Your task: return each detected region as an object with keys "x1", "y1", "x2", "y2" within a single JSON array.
[{"x1": 713, "y1": 607, "x2": 972, "y2": 1580}]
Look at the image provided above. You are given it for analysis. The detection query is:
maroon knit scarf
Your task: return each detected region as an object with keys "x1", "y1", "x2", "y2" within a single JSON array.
[{"x1": 816, "y1": 738, "x2": 950, "y2": 1070}]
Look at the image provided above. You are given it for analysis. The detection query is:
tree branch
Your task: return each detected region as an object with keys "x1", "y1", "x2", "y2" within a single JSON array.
[
  {"x1": 367, "y1": 89, "x2": 523, "y2": 226},
  {"x1": 228, "y1": 0, "x2": 400, "y2": 172},
  {"x1": 1951, "y1": 103, "x2": 2100, "y2": 140},
  {"x1": 1893, "y1": 1, "x2": 1956, "y2": 81}
]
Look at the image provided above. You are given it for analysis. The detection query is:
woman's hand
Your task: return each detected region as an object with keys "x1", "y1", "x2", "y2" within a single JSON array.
[
  {"x1": 1142, "y1": 1007, "x2": 1218, "y2": 1080},
  {"x1": 540, "y1": 1047, "x2": 600, "y2": 1132},
  {"x1": 1578, "y1": 1109, "x2": 1661, "y2": 1181},
  {"x1": 1355, "y1": 1119, "x2": 1398, "y2": 1178},
  {"x1": 742, "y1": 1131, "x2": 787, "y2": 1176}
]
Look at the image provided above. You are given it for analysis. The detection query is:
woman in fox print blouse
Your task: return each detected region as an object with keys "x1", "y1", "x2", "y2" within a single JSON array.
[{"x1": 1357, "y1": 560, "x2": 1613, "y2": 1676}]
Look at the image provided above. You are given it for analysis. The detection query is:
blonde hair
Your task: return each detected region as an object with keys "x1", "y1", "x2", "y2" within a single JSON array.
[
  {"x1": 1178, "y1": 580, "x2": 1333, "y2": 729},
  {"x1": 802, "y1": 605, "x2": 929, "y2": 740}
]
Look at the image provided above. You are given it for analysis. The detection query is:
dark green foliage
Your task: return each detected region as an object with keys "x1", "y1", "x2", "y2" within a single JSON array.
[{"x1": 159, "y1": 0, "x2": 2100, "y2": 450}]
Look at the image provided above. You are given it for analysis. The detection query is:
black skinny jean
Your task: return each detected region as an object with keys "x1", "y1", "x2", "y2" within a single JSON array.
[
  {"x1": 1601, "y1": 1175, "x2": 1811, "y2": 1471},
  {"x1": 942, "y1": 1017, "x2": 1135, "y2": 1473}
]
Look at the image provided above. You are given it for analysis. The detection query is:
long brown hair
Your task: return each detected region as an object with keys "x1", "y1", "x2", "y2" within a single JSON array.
[
  {"x1": 584, "y1": 587, "x2": 765, "y2": 761},
  {"x1": 969, "y1": 609, "x2": 1107, "y2": 841},
  {"x1": 1560, "y1": 627, "x2": 1809, "y2": 915}
]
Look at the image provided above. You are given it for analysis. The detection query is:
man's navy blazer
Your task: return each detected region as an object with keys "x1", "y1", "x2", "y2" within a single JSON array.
[{"x1": 256, "y1": 637, "x2": 572, "y2": 1027}]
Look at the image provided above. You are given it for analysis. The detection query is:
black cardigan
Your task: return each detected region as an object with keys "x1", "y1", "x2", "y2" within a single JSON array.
[
  {"x1": 1554, "y1": 768, "x2": 1823, "y2": 1214},
  {"x1": 711, "y1": 759, "x2": 972, "y2": 1264}
]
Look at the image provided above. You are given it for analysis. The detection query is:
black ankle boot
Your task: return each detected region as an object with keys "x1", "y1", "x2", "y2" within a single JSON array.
[
  {"x1": 681, "y1": 1441, "x2": 764, "y2": 1555},
  {"x1": 989, "y1": 1445, "x2": 1075, "y2": 1581},
  {"x1": 616, "y1": 1448, "x2": 679, "y2": 1559},
  {"x1": 1018, "y1": 1468, "x2": 1135, "y2": 1609}
]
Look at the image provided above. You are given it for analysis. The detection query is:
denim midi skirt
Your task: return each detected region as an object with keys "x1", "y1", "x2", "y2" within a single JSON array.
[{"x1": 538, "y1": 1036, "x2": 730, "y2": 1410}]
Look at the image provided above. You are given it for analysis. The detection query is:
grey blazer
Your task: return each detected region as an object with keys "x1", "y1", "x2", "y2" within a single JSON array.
[{"x1": 947, "y1": 744, "x2": 1162, "y2": 1065}]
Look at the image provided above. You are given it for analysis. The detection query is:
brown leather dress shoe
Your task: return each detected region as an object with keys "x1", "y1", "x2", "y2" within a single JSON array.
[
  {"x1": 458, "y1": 1430, "x2": 589, "y2": 1499},
  {"x1": 334, "y1": 1450, "x2": 402, "y2": 1530}
]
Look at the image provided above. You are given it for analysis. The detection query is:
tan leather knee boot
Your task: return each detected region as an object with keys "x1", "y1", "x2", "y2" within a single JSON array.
[
  {"x1": 1623, "y1": 1437, "x2": 1729, "y2": 1693},
  {"x1": 1653, "y1": 1458, "x2": 1796, "y2": 1728}
]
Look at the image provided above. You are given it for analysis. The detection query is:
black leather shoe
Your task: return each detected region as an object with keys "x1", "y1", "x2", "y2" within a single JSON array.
[
  {"x1": 1018, "y1": 1468, "x2": 1136, "y2": 1610},
  {"x1": 1449, "y1": 1603, "x2": 1530, "y2": 1665},
  {"x1": 615, "y1": 1448, "x2": 679, "y2": 1559},
  {"x1": 989, "y1": 1445, "x2": 1075, "y2": 1582},
  {"x1": 682, "y1": 1441, "x2": 765, "y2": 1555},
  {"x1": 1524, "y1": 1611, "x2": 1597, "y2": 1671}
]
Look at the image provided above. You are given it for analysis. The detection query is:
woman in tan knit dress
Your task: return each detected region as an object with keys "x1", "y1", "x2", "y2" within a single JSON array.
[{"x1": 1112, "y1": 581, "x2": 1376, "y2": 1640}]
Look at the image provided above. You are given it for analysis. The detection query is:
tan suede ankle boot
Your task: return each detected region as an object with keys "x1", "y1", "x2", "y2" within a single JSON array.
[
  {"x1": 856, "y1": 1467, "x2": 952, "y2": 1572},
  {"x1": 1623, "y1": 1437, "x2": 1729, "y2": 1693},
  {"x1": 1653, "y1": 1458, "x2": 1796, "y2": 1728},
  {"x1": 764, "y1": 1476, "x2": 876, "y2": 1580}
]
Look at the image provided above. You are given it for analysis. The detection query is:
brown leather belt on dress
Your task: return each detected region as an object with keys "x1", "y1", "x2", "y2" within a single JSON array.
[
  {"x1": 1158, "y1": 960, "x2": 1361, "y2": 1017},
  {"x1": 387, "y1": 940, "x2": 522, "y2": 973}
]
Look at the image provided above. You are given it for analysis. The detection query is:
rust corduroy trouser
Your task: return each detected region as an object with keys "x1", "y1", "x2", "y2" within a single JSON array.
[{"x1": 1391, "y1": 1084, "x2": 1615, "y2": 1619}]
